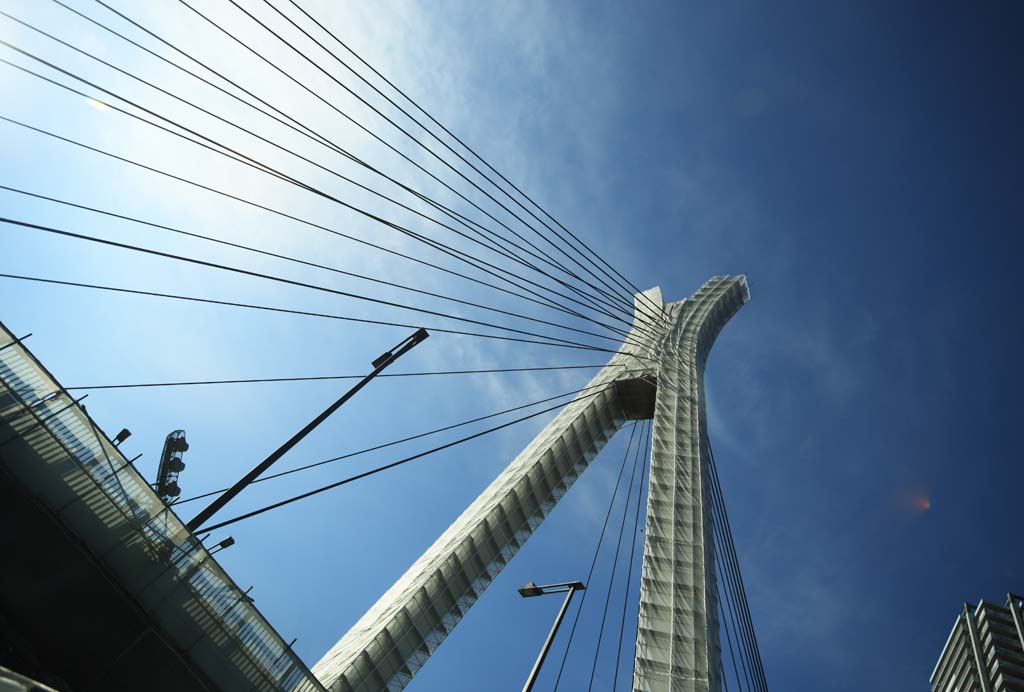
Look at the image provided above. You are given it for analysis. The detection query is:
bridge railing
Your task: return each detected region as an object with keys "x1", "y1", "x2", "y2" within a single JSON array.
[{"x1": 0, "y1": 322, "x2": 325, "y2": 692}]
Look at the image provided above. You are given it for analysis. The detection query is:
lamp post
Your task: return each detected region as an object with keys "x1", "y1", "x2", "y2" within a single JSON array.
[
  {"x1": 517, "y1": 580, "x2": 585, "y2": 692},
  {"x1": 185, "y1": 328, "x2": 428, "y2": 533}
]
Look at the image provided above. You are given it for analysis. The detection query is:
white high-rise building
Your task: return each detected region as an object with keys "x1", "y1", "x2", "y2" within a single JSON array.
[{"x1": 931, "y1": 593, "x2": 1024, "y2": 692}]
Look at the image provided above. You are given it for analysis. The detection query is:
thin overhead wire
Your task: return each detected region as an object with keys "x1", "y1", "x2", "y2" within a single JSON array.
[
  {"x1": 0, "y1": 50, "x2": 663, "y2": 354},
  {"x1": 719, "y1": 598, "x2": 744, "y2": 691},
  {"x1": 25, "y1": 0, "x2": 657, "y2": 326},
  {"x1": 0, "y1": 16, "x2": 652, "y2": 339},
  {"x1": 48, "y1": 0, "x2": 657, "y2": 334},
  {"x1": 174, "y1": 380, "x2": 635, "y2": 506},
  {"x1": 64, "y1": 364, "x2": 624, "y2": 391},
  {"x1": 586, "y1": 418, "x2": 647, "y2": 692},
  {"x1": 0, "y1": 122, "x2": 655, "y2": 364},
  {"x1": 85, "y1": 0, "x2": 633, "y2": 321},
  {"x1": 195, "y1": 385, "x2": 616, "y2": 533},
  {"x1": 178, "y1": 0, "x2": 641, "y2": 320},
  {"x1": 552, "y1": 422, "x2": 640, "y2": 691},
  {"x1": 0, "y1": 183, "x2": 640, "y2": 347},
  {"x1": 0, "y1": 118, "x2": 609, "y2": 330},
  {"x1": 0, "y1": 102, "x2": 651, "y2": 342},
  {"x1": 0, "y1": 16, "x2": 510, "y2": 268},
  {"x1": 256, "y1": 0, "x2": 656, "y2": 321},
  {"x1": 708, "y1": 440, "x2": 769, "y2": 691},
  {"x1": 0, "y1": 273, "x2": 617, "y2": 354},
  {"x1": 280, "y1": 0, "x2": 667, "y2": 323},
  {"x1": 47, "y1": 0, "x2": 341, "y2": 155},
  {"x1": 0, "y1": 216, "x2": 620, "y2": 352},
  {"x1": 37, "y1": 0, "x2": 631, "y2": 328},
  {"x1": 611, "y1": 419, "x2": 651, "y2": 691},
  {"x1": 0, "y1": 49, "x2": 650, "y2": 340},
  {"x1": 714, "y1": 499, "x2": 756, "y2": 691}
]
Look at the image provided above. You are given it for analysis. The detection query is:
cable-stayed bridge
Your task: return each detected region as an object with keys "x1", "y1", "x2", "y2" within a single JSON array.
[{"x1": 0, "y1": 2, "x2": 767, "y2": 690}]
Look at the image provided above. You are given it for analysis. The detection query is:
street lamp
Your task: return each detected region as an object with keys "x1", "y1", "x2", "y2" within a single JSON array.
[
  {"x1": 517, "y1": 580, "x2": 585, "y2": 692},
  {"x1": 185, "y1": 328, "x2": 429, "y2": 533}
]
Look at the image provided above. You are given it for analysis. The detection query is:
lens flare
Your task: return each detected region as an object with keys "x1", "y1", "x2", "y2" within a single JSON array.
[{"x1": 86, "y1": 98, "x2": 109, "y2": 111}]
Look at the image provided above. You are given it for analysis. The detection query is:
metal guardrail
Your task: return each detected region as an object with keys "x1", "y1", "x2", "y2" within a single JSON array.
[{"x1": 0, "y1": 323, "x2": 326, "y2": 692}]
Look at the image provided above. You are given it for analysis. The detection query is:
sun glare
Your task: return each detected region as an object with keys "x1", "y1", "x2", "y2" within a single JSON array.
[{"x1": 86, "y1": 97, "x2": 109, "y2": 111}]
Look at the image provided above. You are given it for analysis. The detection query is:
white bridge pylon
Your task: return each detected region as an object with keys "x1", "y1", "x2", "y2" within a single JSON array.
[{"x1": 313, "y1": 276, "x2": 750, "y2": 692}]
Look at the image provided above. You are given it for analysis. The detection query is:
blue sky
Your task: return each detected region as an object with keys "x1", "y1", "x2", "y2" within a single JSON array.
[{"x1": 2, "y1": 1, "x2": 1022, "y2": 690}]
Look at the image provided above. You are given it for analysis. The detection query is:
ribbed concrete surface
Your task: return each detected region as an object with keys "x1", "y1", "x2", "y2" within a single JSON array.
[
  {"x1": 313, "y1": 277, "x2": 748, "y2": 692},
  {"x1": 634, "y1": 276, "x2": 749, "y2": 692}
]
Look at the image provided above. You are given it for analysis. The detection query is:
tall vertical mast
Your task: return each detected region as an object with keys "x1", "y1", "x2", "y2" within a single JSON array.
[
  {"x1": 311, "y1": 276, "x2": 749, "y2": 692},
  {"x1": 634, "y1": 276, "x2": 749, "y2": 691}
]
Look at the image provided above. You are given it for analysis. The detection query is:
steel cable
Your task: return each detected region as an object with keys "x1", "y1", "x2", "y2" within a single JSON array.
[
  {"x1": 0, "y1": 216, "x2": 623, "y2": 352},
  {"x1": 173, "y1": 379, "x2": 638, "y2": 506},
  {"x1": 585, "y1": 418, "x2": 647, "y2": 691},
  {"x1": 64, "y1": 364, "x2": 626, "y2": 391},
  {"x1": 280, "y1": 0, "x2": 667, "y2": 323},
  {"x1": 178, "y1": 0, "x2": 640, "y2": 320},
  {"x1": 38, "y1": 0, "x2": 636, "y2": 331},
  {"x1": 719, "y1": 598, "x2": 744, "y2": 691},
  {"x1": 0, "y1": 59, "x2": 660, "y2": 344},
  {"x1": 611, "y1": 419, "x2": 651, "y2": 691},
  {"x1": 88, "y1": 0, "x2": 633, "y2": 322},
  {"x1": 551, "y1": 422, "x2": 640, "y2": 691},
  {"x1": 0, "y1": 49, "x2": 652, "y2": 342},
  {"x1": 713, "y1": 493, "x2": 756, "y2": 691},
  {"x1": 0, "y1": 184, "x2": 642, "y2": 348},
  {"x1": 257, "y1": 0, "x2": 658, "y2": 322},
  {"x1": 52, "y1": 0, "x2": 659, "y2": 334},
  {"x1": 0, "y1": 114, "x2": 653, "y2": 339},
  {"x1": 708, "y1": 440, "x2": 769, "y2": 690},
  {"x1": 0, "y1": 273, "x2": 617, "y2": 353},
  {"x1": 0, "y1": 12, "x2": 597, "y2": 314},
  {"x1": 196, "y1": 385, "x2": 617, "y2": 533},
  {"x1": 9, "y1": 10, "x2": 655, "y2": 339}
]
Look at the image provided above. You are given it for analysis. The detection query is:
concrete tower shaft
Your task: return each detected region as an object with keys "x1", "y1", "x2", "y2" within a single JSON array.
[
  {"x1": 634, "y1": 276, "x2": 749, "y2": 692},
  {"x1": 312, "y1": 276, "x2": 749, "y2": 692}
]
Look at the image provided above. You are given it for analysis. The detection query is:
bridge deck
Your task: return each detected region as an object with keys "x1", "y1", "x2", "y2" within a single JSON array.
[{"x1": 0, "y1": 321, "x2": 324, "y2": 692}]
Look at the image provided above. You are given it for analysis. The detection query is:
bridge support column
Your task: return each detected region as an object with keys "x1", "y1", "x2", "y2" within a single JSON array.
[{"x1": 312, "y1": 277, "x2": 749, "y2": 692}]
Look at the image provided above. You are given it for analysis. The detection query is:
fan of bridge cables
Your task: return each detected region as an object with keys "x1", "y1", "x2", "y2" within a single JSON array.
[
  {"x1": 0, "y1": 1, "x2": 763, "y2": 687},
  {"x1": 0, "y1": 0, "x2": 667, "y2": 524},
  {"x1": 540, "y1": 421, "x2": 768, "y2": 691}
]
